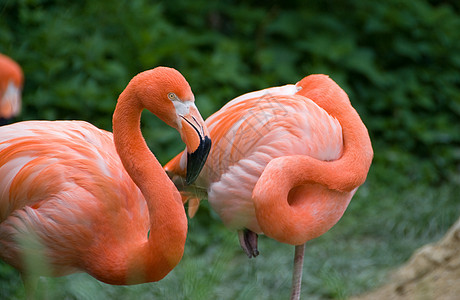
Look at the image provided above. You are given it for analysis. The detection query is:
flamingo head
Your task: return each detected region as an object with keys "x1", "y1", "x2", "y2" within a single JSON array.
[{"x1": 134, "y1": 67, "x2": 211, "y2": 184}]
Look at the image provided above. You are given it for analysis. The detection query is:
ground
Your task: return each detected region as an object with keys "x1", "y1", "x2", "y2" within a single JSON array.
[{"x1": 353, "y1": 218, "x2": 460, "y2": 300}]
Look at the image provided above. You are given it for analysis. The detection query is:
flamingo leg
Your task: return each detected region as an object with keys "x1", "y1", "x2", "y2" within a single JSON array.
[
  {"x1": 21, "y1": 273, "x2": 38, "y2": 300},
  {"x1": 290, "y1": 243, "x2": 305, "y2": 300},
  {"x1": 237, "y1": 229, "x2": 259, "y2": 258}
]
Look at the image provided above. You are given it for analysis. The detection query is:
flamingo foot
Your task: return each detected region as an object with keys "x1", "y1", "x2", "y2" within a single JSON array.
[{"x1": 238, "y1": 229, "x2": 259, "y2": 258}]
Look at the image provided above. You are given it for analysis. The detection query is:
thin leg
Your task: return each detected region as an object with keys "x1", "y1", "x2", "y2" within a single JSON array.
[
  {"x1": 21, "y1": 273, "x2": 38, "y2": 300},
  {"x1": 290, "y1": 244, "x2": 305, "y2": 300}
]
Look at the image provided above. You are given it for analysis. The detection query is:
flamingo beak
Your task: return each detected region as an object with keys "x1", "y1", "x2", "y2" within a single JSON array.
[{"x1": 178, "y1": 104, "x2": 211, "y2": 184}]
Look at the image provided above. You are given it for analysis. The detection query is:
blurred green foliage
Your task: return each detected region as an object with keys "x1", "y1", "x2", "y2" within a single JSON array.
[
  {"x1": 1, "y1": 0, "x2": 459, "y2": 185},
  {"x1": 1, "y1": 1, "x2": 460, "y2": 298}
]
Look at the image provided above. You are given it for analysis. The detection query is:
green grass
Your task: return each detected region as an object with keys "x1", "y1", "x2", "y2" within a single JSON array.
[{"x1": 1, "y1": 169, "x2": 459, "y2": 300}]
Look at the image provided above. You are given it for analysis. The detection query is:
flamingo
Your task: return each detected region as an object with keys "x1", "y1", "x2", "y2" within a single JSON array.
[
  {"x1": 0, "y1": 67, "x2": 211, "y2": 291},
  {"x1": 0, "y1": 53, "x2": 23, "y2": 125},
  {"x1": 165, "y1": 74, "x2": 373, "y2": 299}
]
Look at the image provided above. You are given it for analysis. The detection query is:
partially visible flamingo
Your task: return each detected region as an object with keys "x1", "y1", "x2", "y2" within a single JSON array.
[
  {"x1": 0, "y1": 67, "x2": 211, "y2": 291},
  {"x1": 0, "y1": 53, "x2": 23, "y2": 125},
  {"x1": 165, "y1": 74, "x2": 373, "y2": 299}
]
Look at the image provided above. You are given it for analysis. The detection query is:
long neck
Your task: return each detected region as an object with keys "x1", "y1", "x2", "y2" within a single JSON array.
[
  {"x1": 253, "y1": 76, "x2": 373, "y2": 245},
  {"x1": 292, "y1": 76, "x2": 373, "y2": 192},
  {"x1": 111, "y1": 90, "x2": 187, "y2": 283}
]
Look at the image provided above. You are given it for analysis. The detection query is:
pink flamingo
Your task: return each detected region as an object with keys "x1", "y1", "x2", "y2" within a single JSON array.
[
  {"x1": 0, "y1": 67, "x2": 211, "y2": 292},
  {"x1": 165, "y1": 74, "x2": 373, "y2": 299},
  {"x1": 0, "y1": 53, "x2": 23, "y2": 124}
]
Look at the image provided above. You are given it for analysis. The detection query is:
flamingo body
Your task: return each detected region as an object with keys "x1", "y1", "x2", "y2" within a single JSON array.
[
  {"x1": 0, "y1": 67, "x2": 211, "y2": 285},
  {"x1": 166, "y1": 74, "x2": 373, "y2": 246},
  {"x1": 0, "y1": 121, "x2": 146, "y2": 280},
  {"x1": 202, "y1": 93, "x2": 344, "y2": 237},
  {"x1": 166, "y1": 74, "x2": 372, "y2": 299},
  {"x1": 0, "y1": 54, "x2": 23, "y2": 121}
]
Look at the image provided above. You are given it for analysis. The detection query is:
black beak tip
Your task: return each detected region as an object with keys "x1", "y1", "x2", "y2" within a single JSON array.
[{"x1": 186, "y1": 136, "x2": 211, "y2": 185}]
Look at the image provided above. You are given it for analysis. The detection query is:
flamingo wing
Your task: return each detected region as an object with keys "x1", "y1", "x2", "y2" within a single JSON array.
[
  {"x1": 165, "y1": 85, "x2": 343, "y2": 233},
  {"x1": 204, "y1": 94, "x2": 343, "y2": 232}
]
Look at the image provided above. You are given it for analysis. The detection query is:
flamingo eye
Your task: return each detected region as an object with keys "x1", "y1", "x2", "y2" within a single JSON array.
[{"x1": 168, "y1": 92, "x2": 177, "y2": 100}]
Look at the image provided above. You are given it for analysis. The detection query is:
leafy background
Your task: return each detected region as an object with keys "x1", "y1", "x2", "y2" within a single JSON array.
[{"x1": 1, "y1": 0, "x2": 459, "y2": 299}]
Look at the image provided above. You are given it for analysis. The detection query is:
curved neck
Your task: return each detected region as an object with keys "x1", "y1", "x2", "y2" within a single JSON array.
[
  {"x1": 111, "y1": 90, "x2": 187, "y2": 283},
  {"x1": 295, "y1": 76, "x2": 373, "y2": 192},
  {"x1": 253, "y1": 76, "x2": 373, "y2": 245}
]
